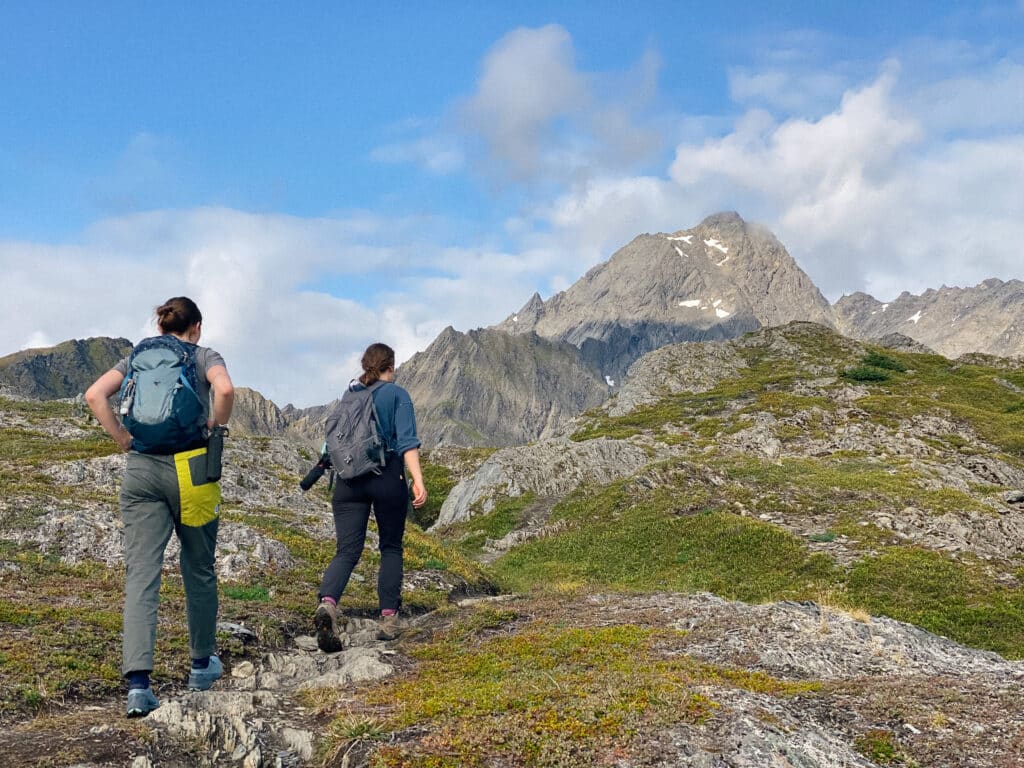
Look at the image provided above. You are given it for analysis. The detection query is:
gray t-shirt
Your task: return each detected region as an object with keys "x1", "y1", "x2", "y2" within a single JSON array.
[{"x1": 115, "y1": 343, "x2": 226, "y2": 423}]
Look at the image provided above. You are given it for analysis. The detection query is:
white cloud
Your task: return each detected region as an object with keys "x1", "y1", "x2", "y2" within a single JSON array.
[
  {"x1": 5, "y1": 28, "x2": 1022, "y2": 413},
  {"x1": 905, "y1": 59, "x2": 1024, "y2": 134},
  {"x1": 456, "y1": 25, "x2": 662, "y2": 184},
  {"x1": 0, "y1": 208, "x2": 539, "y2": 407},
  {"x1": 461, "y1": 24, "x2": 588, "y2": 181},
  {"x1": 667, "y1": 64, "x2": 1024, "y2": 300}
]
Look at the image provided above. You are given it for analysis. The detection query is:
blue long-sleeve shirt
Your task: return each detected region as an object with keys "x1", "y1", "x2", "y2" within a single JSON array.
[{"x1": 349, "y1": 380, "x2": 421, "y2": 455}]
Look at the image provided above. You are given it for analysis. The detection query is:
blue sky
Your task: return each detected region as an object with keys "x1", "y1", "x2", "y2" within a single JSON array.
[{"x1": 1, "y1": 2, "x2": 1022, "y2": 405}]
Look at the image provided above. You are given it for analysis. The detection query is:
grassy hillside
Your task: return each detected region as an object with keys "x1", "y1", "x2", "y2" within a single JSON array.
[
  {"x1": 0, "y1": 397, "x2": 492, "y2": 717},
  {"x1": 2, "y1": 323, "x2": 1023, "y2": 768},
  {"x1": 443, "y1": 324, "x2": 1024, "y2": 658}
]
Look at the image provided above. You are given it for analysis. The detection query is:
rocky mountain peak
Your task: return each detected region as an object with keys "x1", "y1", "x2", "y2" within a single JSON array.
[{"x1": 491, "y1": 211, "x2": 832, "y2": 384}]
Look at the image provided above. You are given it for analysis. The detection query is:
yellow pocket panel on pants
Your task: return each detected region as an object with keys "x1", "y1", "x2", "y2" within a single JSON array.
[{"x1": 174, "y1": 447, "x2": 221, "y2": 527}]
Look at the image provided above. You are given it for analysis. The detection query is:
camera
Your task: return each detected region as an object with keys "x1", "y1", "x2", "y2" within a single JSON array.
[{"x1": 300, "y1": 453, "x2": 333, "y2": 491}]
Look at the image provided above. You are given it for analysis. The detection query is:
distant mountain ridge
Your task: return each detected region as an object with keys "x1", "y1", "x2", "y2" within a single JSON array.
[
  {"x1": 403, "y1": 211, "x2": 838, "y2": 445},
  {"x1": 834, "y1": 278, "x2": 1024, "y2": 359},
  {"x1": 397, "y1": 327, "x2": 608, "y2": 447},
  {"x1": 0, "y1": 337, "x2": 132, "y2": 400}
]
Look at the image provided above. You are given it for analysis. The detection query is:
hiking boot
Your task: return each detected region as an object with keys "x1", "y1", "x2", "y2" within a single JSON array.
[
  {"x1": 126, "y1": 687, "x2": 160, "y2": 718},
  {"x1": 187, "y1": 655, "x2": 223, "y2": 691},
  {"x1": 314, "y1": 601, "x2": 346, "y2": 653},
  {"x1": 376, "y1": 611, "x2": 404, "y2": 641}
]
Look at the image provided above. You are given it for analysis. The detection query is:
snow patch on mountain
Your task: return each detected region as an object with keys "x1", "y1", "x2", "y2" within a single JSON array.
[{"x1": 704, "y1": 238, "x2": 728, "y2": 254}]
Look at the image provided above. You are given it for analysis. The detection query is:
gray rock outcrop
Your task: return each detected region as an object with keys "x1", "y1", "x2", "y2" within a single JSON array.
[{"x1": 432, "y1": 436, "x2": 667, "y2": 528}]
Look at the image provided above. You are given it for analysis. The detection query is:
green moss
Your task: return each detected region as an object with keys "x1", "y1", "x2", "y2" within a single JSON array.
[
  {"x1": 854, "y1": 729, "x2": 902, "y2": 764},
  {"x1": 572, "y1": 357, "x2": 805, "y2": 443},
  {"x1": 842, "y1": 366, "x2": 891, "y2": 383},
  {"x1": 861, "y1": 351, "x2": 908, "y2": 372},
  {"x1": 0, "y1": 553, "x2": 154, "y2": 714},
  {"x1": 413, "y1": 462, "x2": 457, "y2": 529},
  {"x1": 492, "y1": 481, "x2": 838, "y2": 602},
  {"x1": 0, "y1": 427, "x2": 119, "y2": 464},
  {"x1": 716, "y1": 455, "x2": 988, "y2": 516},
  {"x1": 446, "y1": 493, "x2": 537, "y2": 558},
  {"x1": 0, "y1": 397, "x2": 80, "y2": 420},
  {"x1": 855, "y1": 354, "x2": 1024, "y2": 456},
  {"x1": 222, "y1": 584, "x2": 271, "y2": 602}
]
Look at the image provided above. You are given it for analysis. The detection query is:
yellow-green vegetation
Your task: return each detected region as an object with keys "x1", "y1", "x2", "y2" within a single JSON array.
[
  {"x1": 0, "y1": 546, "x2": 180, "y2": 714},
  {"x1": 571, "y1": 354, "x2": 800, "y2": 442},
  {"x1": 326, "y1": 608, "x2": 816, "y2": 767},
  {"x1": 853, "y1": 729, "x2": 903, "y2": 764},
  {"x1": 492, "y1": 482, "x2": 837, "y2": 602},
  {"x1": 716, "y1": 455, "x2": 990, "y2": 517},
  {"x1": 481, "y1": 469, "x2": 1024, "y2": 658},
  {"x1": 847, "y1": 547, "x2": 1024, "y2": 658},
  {"x1": 413, "y1": 461, "x2": 456, "y2": 529},
  {"x1": 0, "y1": 397, "x2": 83, "y2": 420},
  {"x1": 571, "y1": 332, "x2": 1024, "y2": 459},
  {"x1": 0, "y1": 427, "x2": 118, "y2": 464},
  {"x1": 855, "y1": 352, "x2": 1024, "y2": 455},
  {"x1": 443, "y1": 492, "x2": 537, "y2": 557}
]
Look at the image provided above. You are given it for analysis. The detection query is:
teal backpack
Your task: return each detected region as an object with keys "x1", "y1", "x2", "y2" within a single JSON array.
[{"x1": 118, "y1": 336, "x2": 205, "y2": 454}]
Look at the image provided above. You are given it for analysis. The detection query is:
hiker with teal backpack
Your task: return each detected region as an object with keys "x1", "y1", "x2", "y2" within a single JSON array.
[
  {"x1": 85, "y1": 296, "x2": 234, "y2": 717},
  {"x1": 309, "y1": 342, "x2": 427, "y2": 652}
]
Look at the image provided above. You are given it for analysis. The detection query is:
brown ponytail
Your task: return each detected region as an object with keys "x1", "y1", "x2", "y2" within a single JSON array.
[
  {"x1": 359, "y1": 343, "x2": 395, "y2": 386},
  {"x1": 155, "y1": 297, "x2": 202, "y2": 335}
]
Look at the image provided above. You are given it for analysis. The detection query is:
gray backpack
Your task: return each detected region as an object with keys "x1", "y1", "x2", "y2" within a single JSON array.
[{"x1": 324, "y1": 381, "x2": 387, "y2": 480}]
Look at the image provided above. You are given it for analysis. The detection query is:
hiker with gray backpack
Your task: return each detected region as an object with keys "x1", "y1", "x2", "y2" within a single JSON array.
[
  {"x1": 305, "y1": 342, "x2": 427, "y2": 652},
  {"x1": 85, "y1": 296, "x2": 234, "y2": 718}
]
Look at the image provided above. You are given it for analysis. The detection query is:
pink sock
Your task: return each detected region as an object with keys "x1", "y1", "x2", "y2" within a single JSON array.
[
  {"x1": 381, "y1": 609, "x2": 397, "y2": 616},
  {"x1": 321, "y1": 596, "x2": 337, "y2": 607}
]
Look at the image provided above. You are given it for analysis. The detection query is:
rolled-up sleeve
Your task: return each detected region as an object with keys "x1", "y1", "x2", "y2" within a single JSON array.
[{"x1": 393, "y1": 388, "x2": 421, "y2": 454}]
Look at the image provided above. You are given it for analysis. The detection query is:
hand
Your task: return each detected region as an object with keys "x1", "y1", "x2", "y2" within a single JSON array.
[
  {"x1": 411, "y1": 479, "x2": 428, "y2": 509},
  {"x1": 116, "y1": 429, "x2": 133, "y2": 452}
]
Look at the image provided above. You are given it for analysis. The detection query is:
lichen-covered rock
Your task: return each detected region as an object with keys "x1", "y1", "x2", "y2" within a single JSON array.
[
  {"x1": 432, "y1": 436, "x2": 667, "y2": 528},
  {"x1": 609, "y1": 339, "x2": 749, "y2": 416}
]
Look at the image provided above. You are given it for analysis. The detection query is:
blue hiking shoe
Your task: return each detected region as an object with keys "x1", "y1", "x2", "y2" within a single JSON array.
[
  {"x1": 187, "y1": 654, "x2": 223, "y2": 691},
  {"x1": 126, "y1": 687, "x2": 160, "y2": 718}
]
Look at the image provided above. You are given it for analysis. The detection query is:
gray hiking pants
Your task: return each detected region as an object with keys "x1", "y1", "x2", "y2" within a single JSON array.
[{"x1": 120, "y1": 449, "x2": 220, "y2": 675}]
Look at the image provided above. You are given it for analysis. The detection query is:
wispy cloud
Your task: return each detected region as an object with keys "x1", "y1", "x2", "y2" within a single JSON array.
[
  {"x1": 379, "y1": 25, "x2": 663, "y2": 187},
  {"x1": 370, "y1": 136, "x2": 464, "y2": 174}
]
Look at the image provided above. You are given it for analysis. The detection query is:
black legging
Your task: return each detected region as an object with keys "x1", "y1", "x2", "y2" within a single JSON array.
[{"x1": 318, "y1": 455, "x2": 409, "y2": 610}]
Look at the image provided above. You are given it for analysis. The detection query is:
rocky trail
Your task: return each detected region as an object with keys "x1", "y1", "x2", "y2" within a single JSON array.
[
  {"x1": 4, "y1": 591, "x2": 1024, "y2": 767},
  {"x1": 0, "y1": 611, "x2": 405, "y2": 768}
]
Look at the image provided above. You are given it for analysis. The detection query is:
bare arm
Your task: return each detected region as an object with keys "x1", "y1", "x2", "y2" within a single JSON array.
[
  {"x1": 206, "y1": 364, "x2": 234, "y2": 427},
  {"x1": 85, "y1": 369, "x2": 132, "y2": 451},
  {"x1": 402, "y1": 448, "x2": 427, "y2": 509}
]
